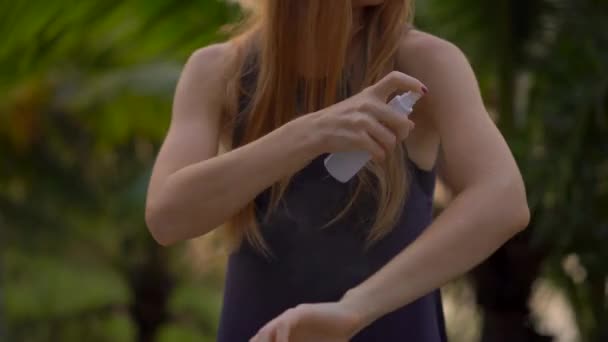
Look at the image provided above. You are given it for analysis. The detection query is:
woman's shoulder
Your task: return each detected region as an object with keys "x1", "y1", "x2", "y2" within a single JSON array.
[
  {"x1": 396, "y1": 29, "x2": 472, "y2": 86},
  {"x1": 182, "y1": 41, "x2": 247, "y2": 123},
  {"x1": 399, "y1": 29, "x2": 459, "y2": 53},
  {"x1": 395, "y1": 30, "x2": 482, "y2": 170},
  {"x1": 185, "y1": 42, "x2": 241, "y2": 87}
]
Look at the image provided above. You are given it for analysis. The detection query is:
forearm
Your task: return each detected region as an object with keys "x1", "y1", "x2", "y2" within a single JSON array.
[
  {"x1": 342, "y1": 180, "x2": 529, "y2": 326},
  {"x1": 148, "y1": 119, "x2": 319, "y2": 245}
]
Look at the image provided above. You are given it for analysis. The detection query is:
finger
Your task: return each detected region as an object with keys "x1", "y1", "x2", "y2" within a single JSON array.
[
  {"x1": 252, "y1": 323, "x2": 276, "y2": 342},
  {"x1": 351, "y1": 113, "x2": 397, "y2": 152},
  {"x1": 256, "y1": 329, "x2": 275, "y2": 342},
  {"x1": 370, "y1": 71, "x2": 427, "y2": 99},
  {"x1": 276, "y1": 322, "x2": 291, "y2": 342},
  {"x1": 360, "y1": 101, "x2": 411, "y2": 140},
  {"x1": 250, "y1": 330, "x2": 262, "y2": 342},
  {"x1": 402, "y1": 119, "x2": 415, "y2": 140}
]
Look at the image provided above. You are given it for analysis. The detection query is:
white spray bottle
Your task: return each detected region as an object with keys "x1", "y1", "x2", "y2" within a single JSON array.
[{"x1": 323, "y1": 91, "x2": 422, "y2": 183}]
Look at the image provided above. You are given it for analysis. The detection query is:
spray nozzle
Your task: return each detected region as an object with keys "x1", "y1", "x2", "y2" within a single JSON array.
[{"x1": 391, "y1": 91, "x2": 423, "y2": 113}]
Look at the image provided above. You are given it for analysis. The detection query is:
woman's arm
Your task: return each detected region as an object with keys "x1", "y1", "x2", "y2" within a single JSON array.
[
  {"x1": 146, "y1": 43, "x2": 424, "y2": 246},
  {"x1": 145, "y1": 44, "x2": 320, "y2": 245},
  {"x1": 339, "y1": 36, "x2": 530, "y2": 325},
  {"x1": 250, "y1": 36, "x2": 529, "y2": 342}
]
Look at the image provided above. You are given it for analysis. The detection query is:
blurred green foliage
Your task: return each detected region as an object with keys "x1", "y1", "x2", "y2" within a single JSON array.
[
  {"x1": 1, "y1": 0, "x2": 607, "y2": 341},
  {"x1": 1, "y1": 1, "x2": 238, "y2": 341}
]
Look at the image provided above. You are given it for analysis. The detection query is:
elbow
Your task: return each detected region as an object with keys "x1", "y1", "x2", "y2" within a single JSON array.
[
  {"x1": 145, "y1": 197, "x2": 215, "y2": 246},
  {"x1": 145, "y1": 201, "x2": 179, "y2": 247},
  {"x1": 512, "y1": 201, "x2": 531, "y2": 233},
  {"x1": 504, "y1": 182, "x2": 531, "y2": 234}
]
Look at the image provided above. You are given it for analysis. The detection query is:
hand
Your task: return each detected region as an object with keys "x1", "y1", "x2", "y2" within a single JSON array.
[
  {"x1": 295, "y1": 71, "x2": 427, "y2": 162},
  {"x1": 250, "y1": 302, "x2": 365, "y2": 342}
]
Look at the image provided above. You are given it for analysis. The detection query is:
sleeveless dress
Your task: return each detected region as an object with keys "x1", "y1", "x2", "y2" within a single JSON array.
[{"x1": 217, "y1": 58, "x2": 447, "y2": 342}]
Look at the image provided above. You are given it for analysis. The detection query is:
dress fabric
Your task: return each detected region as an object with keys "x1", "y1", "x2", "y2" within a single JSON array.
[{"x1": 216, "y1": 56, "x2": 448, "y2": 342}]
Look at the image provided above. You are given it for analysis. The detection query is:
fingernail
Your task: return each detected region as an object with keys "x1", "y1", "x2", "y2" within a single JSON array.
[{"x1": 421, "y1": 86, "x2": 428, "y2": 94}]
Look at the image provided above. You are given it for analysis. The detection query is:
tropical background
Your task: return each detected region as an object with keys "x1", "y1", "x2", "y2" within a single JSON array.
[{"x1": 1, "y1": 0, "x2": 606, "y2": 341}]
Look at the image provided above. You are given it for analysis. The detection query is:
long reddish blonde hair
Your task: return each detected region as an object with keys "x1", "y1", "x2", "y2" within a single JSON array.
[{"x1": 224, "y1": 0, "x2": 414, "y2": 255}]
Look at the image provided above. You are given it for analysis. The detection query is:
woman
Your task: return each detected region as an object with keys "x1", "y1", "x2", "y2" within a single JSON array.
[{"x1": 145, "y1": 0, "x2": 530, "y2": 341}]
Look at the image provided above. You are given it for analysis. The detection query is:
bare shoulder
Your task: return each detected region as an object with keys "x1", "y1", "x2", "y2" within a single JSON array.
[
  {"x1": 396, "y1": 29, "x2": 484, "y2": 122},
  {"x1": 396, "y1": 30, "x2": 485, "y2": 170},
  {"x1": 399, "y1": 30, "x2": 461, "y2": 57},
  {"x1": 188, "y1": 42, "x2": 239, "y2": 77},
  {"x1": 170, "y1": 41, "x2": 244, "y2": 140},
  {"x1": 180, "y1": 42, "x2": 240, "y2": 97},
  {"x1": 396, "y1": 30, "x2": 472, "y2": 87}
]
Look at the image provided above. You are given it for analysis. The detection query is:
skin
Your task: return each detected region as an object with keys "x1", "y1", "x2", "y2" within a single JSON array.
[{"x1": 146, "y1": 1, "x2": 530, "y2": 341}]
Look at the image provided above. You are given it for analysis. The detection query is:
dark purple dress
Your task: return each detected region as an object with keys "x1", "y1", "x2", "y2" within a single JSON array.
[{"x1": 217, "y1": 59, "x2": 447, "y2": 342}]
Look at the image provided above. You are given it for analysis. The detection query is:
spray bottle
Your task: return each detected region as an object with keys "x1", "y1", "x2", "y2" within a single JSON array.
[{"x1": 324, "y1": 91, "x2": 422, "y2": 183}]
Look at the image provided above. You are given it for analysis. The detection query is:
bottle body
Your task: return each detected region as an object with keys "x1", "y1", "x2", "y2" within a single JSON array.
[{"x1": 324, "y1": 92, "x2": 421, "y2": 183}]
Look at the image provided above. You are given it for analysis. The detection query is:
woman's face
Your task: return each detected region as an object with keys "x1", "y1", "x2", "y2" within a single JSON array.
[{"x1": 352, "y1": 0, "x2": 384, "y2": 7}]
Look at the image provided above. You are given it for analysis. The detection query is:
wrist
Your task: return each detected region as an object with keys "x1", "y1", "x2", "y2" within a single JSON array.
[
  {"x1": 285, "y1": 111, "x2": 326, "y2": 158},
  {"x1": 340, "y1": 287, "x2": 383, "y2": 331}
]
